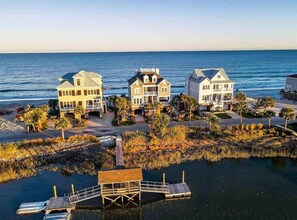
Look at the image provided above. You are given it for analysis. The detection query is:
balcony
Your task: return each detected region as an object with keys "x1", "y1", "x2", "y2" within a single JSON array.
[
  {"x1": 144, "y1": 91, "x2": 157, "y2": 95},
  {"x1": 60, "y1": 106, "x2": 74, "y2": 111},
  {"x1": 86, "y1": 105, "x2": 102, "y2": 110}
]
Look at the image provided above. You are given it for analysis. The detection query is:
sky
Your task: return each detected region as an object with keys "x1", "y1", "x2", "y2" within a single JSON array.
[{"x1": 0, "y1": 0, "x2": 297, "y2": 53}]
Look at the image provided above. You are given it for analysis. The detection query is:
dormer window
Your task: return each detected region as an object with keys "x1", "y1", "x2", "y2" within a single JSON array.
[
  {"x1": 152, "y1": 75, "x2": 157, "y2": 83},
  {"x1": 77, "y1": 79, "x2": 81, "y2": 86},
  {"x1": 144, "y1": 75, "x2": 149, "y2": 83}
]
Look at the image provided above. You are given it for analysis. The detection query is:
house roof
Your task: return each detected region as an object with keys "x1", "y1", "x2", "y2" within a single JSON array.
[
  {"x1": 189, "y1": 68, "x2": 233, "y2": 83},
  {"x1": 57, "y1": 70, "x2": 102, "y2": 89},
  {"x1": 98, "y1": 167, "x2": 143, "y2": 184},
  {"x1": 287, "y1": 74, "x2": 297, "y2": 79},
  {"x1": 128, "y1": 69, "x2": 170, "y2": 85}
]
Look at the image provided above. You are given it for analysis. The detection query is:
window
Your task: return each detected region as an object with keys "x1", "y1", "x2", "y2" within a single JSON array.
[
  {"x1": 217, "y1": 75, "x2": 221, "y2": 78},
  {"x1": 202, "y1": 85, "x2": 210, "y2": 90},
  {"x1": 213, "y1": 85, "x2": 220, "y2": 90},
  {"x1": 144, "y1": 75, "x2": 149, "y2": 83},
  {"x1": 224, "y1": 84, "x2": 229, "y2": 88},
  {"x1": 152, "y1": 76, "x2": 157, "y2": 83},
  {"x1": 202, "y1": 95, "x2": 209, "y2": 101},
  {"x1": 134, "y1": 88, "x2": 140, "y2": 94},
  {"x1": 77, "y1": 79, "x2": 81, "y2": 86},
  {"x1": 77, "y1": 90, "x2": 81, "y2": 95},
  {"x1": 162, "y1": 87, "x2": 168, "y2": 93}
]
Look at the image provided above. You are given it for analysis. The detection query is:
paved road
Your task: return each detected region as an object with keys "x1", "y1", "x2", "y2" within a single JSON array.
[{"x1": 0, "y1": 116, "x2": 293, "y2": 143}]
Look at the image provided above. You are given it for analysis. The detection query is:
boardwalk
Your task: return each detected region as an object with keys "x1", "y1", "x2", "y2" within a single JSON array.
[{"x1": 116, "y1": 136, "x2": 124, "y2": 167}]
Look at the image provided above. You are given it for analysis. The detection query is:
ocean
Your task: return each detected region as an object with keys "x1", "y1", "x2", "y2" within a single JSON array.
[{"x1": 0, "y1": 50, "x2": 296, "y2": 102}]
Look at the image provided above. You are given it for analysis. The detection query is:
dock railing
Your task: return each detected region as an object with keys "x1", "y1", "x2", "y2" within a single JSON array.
[
  {"x1": 69, "y1": 185, "x2": 101, "y2": 204},
  {"x1": 141, "y1": 181, "x2": 170, "y2": 194}
]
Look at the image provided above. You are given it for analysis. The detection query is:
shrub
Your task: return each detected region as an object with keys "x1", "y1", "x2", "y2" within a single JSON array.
[
  {"x1": 250, "y1": 124, "x2": 256, "y2": 131},
  {"x1": 245, "y1": 124, "x2": 250, "y2": 131},
  {"x1": 257, "y1": 123, "x2": 263, "y2": 130}
]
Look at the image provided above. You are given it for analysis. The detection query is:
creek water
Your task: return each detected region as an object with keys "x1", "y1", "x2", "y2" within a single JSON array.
[{"x1": 1, "y1": 158, "x2": 297, "y2": 219}]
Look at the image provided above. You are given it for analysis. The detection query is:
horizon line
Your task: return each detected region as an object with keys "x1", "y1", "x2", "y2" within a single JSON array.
[{"x1": 1, "y1": 48, "x2": 297, "y2": 55}]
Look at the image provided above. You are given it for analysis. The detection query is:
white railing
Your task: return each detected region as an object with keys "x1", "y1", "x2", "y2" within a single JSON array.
[
  {"x1": 86, "y1": 105, "x2": 102, "y2": 110},
  {"x1": 141, "y1": 181, "x2": 170, "y2": 194},
  {"x1": 144, "y1": 91, "x2": 157, "y2": 95},
  {"x1": 60, "y1": 107, "x2": 74, "y2": 111}
]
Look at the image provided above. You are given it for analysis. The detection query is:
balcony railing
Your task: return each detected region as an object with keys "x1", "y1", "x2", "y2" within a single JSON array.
[
  {"x1": 86, "y1": 105, "x2": 102, "y2": 110},
  {"x1": 144, "y1": 91, "x2": 157, "y2": 95},
  {"x1": 60, "y1": 106, "x2": 74, "y2": 111}
]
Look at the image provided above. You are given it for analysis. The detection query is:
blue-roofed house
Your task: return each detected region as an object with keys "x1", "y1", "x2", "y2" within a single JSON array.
[{"x1": 185, "y1": 68, "x2": 234, "y2": 111}]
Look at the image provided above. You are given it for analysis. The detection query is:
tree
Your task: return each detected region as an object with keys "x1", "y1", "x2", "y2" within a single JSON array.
[
  {"x1": 152, "y1": 102, "x2": 163, "y2": 115},
  {"x1": 264, "y1": 110, "x2": 276, "y2": 127},
  {"x1": 279, "y1": 107, "x2": 296, "y2": 130},
  {"x1": 205, "y1": 113, "x2": 220, "y2": 131},
  {"x1": 233, "y1": 92, "x2": 248, "y2": 125},
  {"x1": 170, "y1": 94, "x2": 198, "y2": 119},
  {"x1": 48, "y1": 99, "x2": 59, "y2": 115},
  {"x1": 293, "y1": 90, "x2": 297, "y2": 103},
  {"x1": 149, "y1": 113, "x2": 170, "y2": 138},
  {"x1": 280, "y1": 89, "x2": 285, "y2": 100},
  {"x1": 115, "y1": 97, "x2": 131, "y2": 123},
  {"x1": 184, "y1": 96, "x2": 199, "y2": 119},
  {"x1": 74, "y1": 106, "x2": 86, "y2": 123},
  {"x1": 22, "y1": 106, "x2": 48, "y2": 132},
  {"x1": 55, "y1": 117, "x2": 72, "y2": 140},
  {"x1": 254, "y1": 97, "x2": 275, "y2": 114}
]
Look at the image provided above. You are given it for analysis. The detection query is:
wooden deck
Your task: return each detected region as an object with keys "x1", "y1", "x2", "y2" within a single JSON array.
[
  {"x1": 116, "y1": 136, "x2": 124, "y2": 167},
  {"x1": 165, "y1": 183, "x2": 191, "y2": 199},
  {"x1": 44, "y1": 197, "x2": 75, "y2": 214}
]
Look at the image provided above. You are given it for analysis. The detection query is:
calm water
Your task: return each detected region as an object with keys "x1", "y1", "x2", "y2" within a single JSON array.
[
  {"x1": 1, "y1": 159, "x2": 297, "y2": 219},
  {"x1": 0, "y1": 50, "x2": 297, "y2": 101}
]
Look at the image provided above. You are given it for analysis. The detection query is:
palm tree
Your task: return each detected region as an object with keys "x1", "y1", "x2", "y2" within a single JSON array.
[
  {"x1": 153, "y1": 101, "x2": 163, "y2": 115},
  {"x1": 149, "y1": 113, "x2": 170, "y2": 138},
  {"x1": 184, "y1": 96, "x2": 199, "y2": 119},
  {"x1": 55, "y1": 117, "x2": 72, "y2": 140},
  {"x1": 280, "y1": 89, "x2": 285, "y2": 100},
  {"x1": 115, "y1": 97, "x2": 130, "y2": 123},
  {"x1": 233, "y1": 92, "x2": 248, "y2": 125},
  {"x1": 265, "y1": 110, "x2": 276, "y2": 127},
  {"x1": 279, "y1": 107, "x2": 296, "y2": 130},
  {"x1": 74, "y1": 106, "x2": 86, "y2": 123},
  {"x1": 293, "y1": 90, "x2": 297, "y2": 103},
  {"x1": 205, "y1": 113, "x2": 220, "y2": 130}
]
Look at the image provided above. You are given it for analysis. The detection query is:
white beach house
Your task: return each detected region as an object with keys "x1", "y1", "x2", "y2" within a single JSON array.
[
  {"x1": 186, "y1": 68, "x2": 234, "y2": 111},
  {"x1": 285, "y1": 74, "x2": 297, "y2": 91}
]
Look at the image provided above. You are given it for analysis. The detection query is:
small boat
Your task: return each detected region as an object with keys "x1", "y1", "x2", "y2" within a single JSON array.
[
  {"x1": 43, "y1": 212, "x2": 71, "y2": 220},
  {"x1": 16, "y1": 200, "x2": 48, "y2": 214}
]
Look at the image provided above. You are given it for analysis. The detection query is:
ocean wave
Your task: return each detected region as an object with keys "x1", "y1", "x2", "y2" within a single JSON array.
[
  {"x1": 0, "y1": 97, "x2": 57, "y2": 102},
  {"x1": 0, "y1": 89, "x2": 56, "y2": 92},
  {"x1": 237, "y1": 87, "x2": 282, "y2": 91}
]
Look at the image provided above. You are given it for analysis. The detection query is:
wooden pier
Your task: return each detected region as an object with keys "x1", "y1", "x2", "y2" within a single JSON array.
[{"x1": 17, "y1": 136, "x2": 191, "y2": 219}]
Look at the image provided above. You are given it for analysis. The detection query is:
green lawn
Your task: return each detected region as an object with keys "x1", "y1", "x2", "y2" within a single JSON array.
[
  {"x1": 242, "y1": 112, "x2": 262, "y2": 118},
  {"x1": 287, "y1": 123, "x2": 297, "y2": 132},
  {"x1": 215, "y1": 112, "x2": 232, "y2": 119}
]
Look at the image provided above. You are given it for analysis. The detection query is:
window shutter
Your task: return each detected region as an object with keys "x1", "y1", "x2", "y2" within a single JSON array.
[
  {"x1": 72, "y1": 90, "x2": 75, "y2": 96},
  {"x1": 59, "y1": 91, "x2": 62, "y2": 97},
  {"x1": 97, "y1": 89, "x2": 100, "y2": 95},
  {"x1": 84, "y1": 90, "x2": 87, "y2": 95}
]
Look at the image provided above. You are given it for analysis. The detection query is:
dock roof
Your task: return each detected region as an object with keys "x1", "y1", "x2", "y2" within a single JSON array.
[{"x1": 98, "y1": 168, "x2": 143, "y2": 184}]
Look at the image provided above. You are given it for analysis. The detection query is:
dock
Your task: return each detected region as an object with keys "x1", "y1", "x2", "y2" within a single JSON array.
[
  {"x1": 165, "y1": 183, "x2": 191, "y2": 198},
  {"x1": 44, "y1": 197, "x2": 75, "y2": 214},
  {"x1": 17, "y1": 136, "x2": 191, "y2": 219}
]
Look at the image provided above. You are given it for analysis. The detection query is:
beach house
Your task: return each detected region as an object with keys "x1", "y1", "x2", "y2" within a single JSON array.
[
  {"x1": 285, "y1": 74, "x2": 297, "y2": 91},
  {"x1": 57, "y1": 70, "x2": 106, "y2": 118},
  {"x1": 127, "y1": 68, "x2": 171, "y2": 114},
  {"x1": 186, "y1": 68, "x2": 234, "y2": 111}
]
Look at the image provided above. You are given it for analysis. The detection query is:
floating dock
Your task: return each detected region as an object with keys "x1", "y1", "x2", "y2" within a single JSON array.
[
  {"x1": 45, "y1": 197, "x2": 75, "y2": 214},
  {"x1": 165, "y1": 183, "x2": 191, "y2": 198},
  {"x1": 43, "y1": 212, "x2": 70, "y2": 220},
  {"x1": 16, "y1": 201, "x2": 48, "y2": 214}
]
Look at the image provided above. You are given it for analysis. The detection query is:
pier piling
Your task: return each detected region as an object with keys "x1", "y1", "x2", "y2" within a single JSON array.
[{"x1": 53, "y1": 185, "x2": 57, "y2": 198}]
